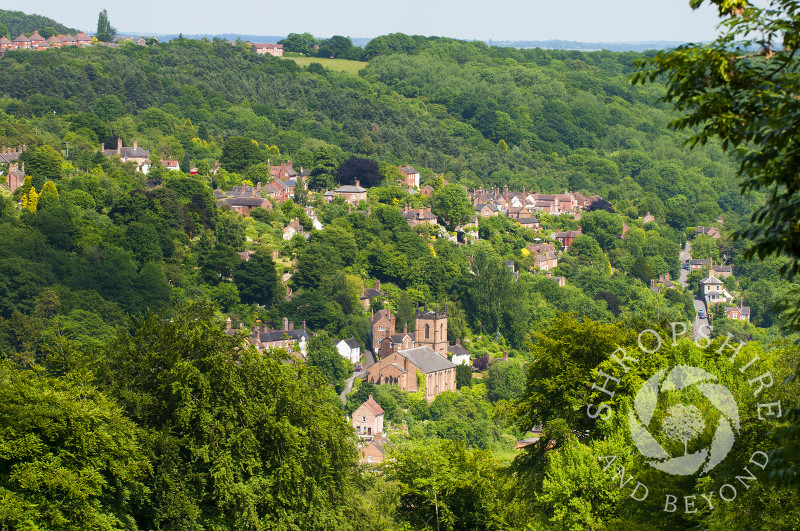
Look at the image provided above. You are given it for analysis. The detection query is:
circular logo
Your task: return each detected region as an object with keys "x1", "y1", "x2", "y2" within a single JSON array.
[{"x1": 628, "y1": 364, "x2": 740, "y2": 476}]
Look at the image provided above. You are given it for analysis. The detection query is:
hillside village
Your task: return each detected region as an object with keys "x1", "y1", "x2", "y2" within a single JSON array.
[{"x1": 0, "y1": 8, "x2": 794, "y2": 529}]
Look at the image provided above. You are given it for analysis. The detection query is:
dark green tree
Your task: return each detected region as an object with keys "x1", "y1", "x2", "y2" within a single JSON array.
[
  {"x1": 336, "y1": 156, "x2": 382, "y2": 187},
  {"x1": 95, "y1": 9, "x2": 116, "y2": 42},
  {"x1": 233, "y1": 253, "x2": 279, "y2": 307},
  {"x1": 0, "y1": 362, "x2": 147, "y2": 529},
  {"x1": 455, "y1": 363, "x2": 472, "y2": 389},
  {"x1": 307, "y1": 331, "x2": 352, "y2": 393},
  {"x1": 431, "y1": 183, "x2": 473, "y2": 231},
  {"x1": 220, "y1": 136, "x2": 264, "y2": 173},
  {"x1": 486, "y1": 360, "x2": 526, "y2": 402},
  {"x1": 580, "y1": 210, "x2": 623, "y2": 252},
  {"x1": 99, "y1": 302, "x2": 359, "y2": 529}
]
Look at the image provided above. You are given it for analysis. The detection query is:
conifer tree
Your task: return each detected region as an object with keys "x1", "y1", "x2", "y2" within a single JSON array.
[{"x1": 95, "y1": 9, "x2": 116, "y2": 42}]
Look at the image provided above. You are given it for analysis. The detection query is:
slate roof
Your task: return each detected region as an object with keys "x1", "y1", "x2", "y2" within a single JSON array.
[
  {"x1": 400, "y1": 164, "x2": 418, "y2": 174},
  {"x1": 517, "y1": 217, "x2": 539, "y2": 225},
  {"x1": 344, "y1": 338, "x2": 360, "y2": 349},
  {"x1": 259, "y1": 329, "x2": 310, "y2": 342},
  {"x1": 226, "y1": 197, "x2": 267, "y2": 207},
  {"x1": 370, "y1": 309, "x2": 393, "y2": 325},
  {"x1": 362, "y1": 288, "x2": 383, "y2": 299},
  {"x1": 448, "y1": 343, "x2": 469, "y2": 357},
  {"x1": 713, "y1": 265, "x2": 733, "y2": 273},
  {"x1": 400, "y1": 346, "x2": 455, "y2": 373},
  {"x1": 690, "y1": 259, "x2": 712, "y2": 266},
  {"x1": 726, "y1": 305, "x2": 751, "y2": 317},
  {"x1": 335, "y1": 184, "x2": 366, "y2": 193},
  {"x1": 701, "y1": 274, "x2": 724, "y2": 285},
  {"x1": 0, "y1": 151, "x2": 21, "y2": 164},
  {"x1": 370, "y1": 435, "x2": 394, "y2": 455}
]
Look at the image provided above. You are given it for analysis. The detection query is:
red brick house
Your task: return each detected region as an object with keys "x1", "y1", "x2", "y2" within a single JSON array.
[
  {"x1": 399, "y1": 164, "x2": 420, "y2": 188},
  {"x1": 725, "y1": 303, "x2": 751, "y2": 322},
  {"x1": 554, "y1": 230, "x2": 582, "y2": 251},
  {"x1": 370, "y1": 309, "x2": 395, "y2": 353},
  {"x1": 359, "y1": 435, "x2": 393, "y2": 465},
  {"x1": 353, "y1": 394, "x2": 384, "y2": 437}
]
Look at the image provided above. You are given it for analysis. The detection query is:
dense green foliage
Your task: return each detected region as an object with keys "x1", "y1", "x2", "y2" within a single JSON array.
[{"x1": 0, "y1": 10, "x2": 76, "y2": 38}]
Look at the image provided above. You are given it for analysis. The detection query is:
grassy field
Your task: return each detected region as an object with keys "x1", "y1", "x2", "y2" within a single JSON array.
[{"x1": 286, "y1": 56, "x2": 367, "y2": 75}]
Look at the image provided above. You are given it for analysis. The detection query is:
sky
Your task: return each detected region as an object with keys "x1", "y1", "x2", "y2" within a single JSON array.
[{"x1": 8, "y1": 0, "x2": 726, "y2": 42}]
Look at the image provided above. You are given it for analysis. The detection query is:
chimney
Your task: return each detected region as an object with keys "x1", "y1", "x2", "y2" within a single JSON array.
[
  {"x1": 302, "y1": 320, "x2": 306, "y2": 330},
  {"x1": 116, "y1": 137, "x2": 122, "y2": 155},
  {"x1": 375, "y1": 279, "x2": 380, "y2": 291},
  {"x1": 289, "y1": 321, "x2": 294, "y2": 330},
  {"x1": 456, "y1": 338, "x2": 461, "y2": 346},
  {"x1": 226, "y1": 317, "x2": 232, "y2": 330},
  {"x1": 252, "y1": 323, "x2": 259, "y2": 335},
  {"x1": 282, "y1": 317, "x2": 288, "y2": 331},
  {"x1": 355, "y1": 180, "x2": 360, "y2": 188},
  {"x1": 650, "y1": 279, "x2": 656, "y2": 288},
  {"x1": 709, "y1": 269, "x2": 716, "y2": 278},
  {"x1": 133, "y1": 139, "x2": 138, "y2": 150},
  {"x1": 403, "y1": 323, "x2": 408, "y2": 334}
]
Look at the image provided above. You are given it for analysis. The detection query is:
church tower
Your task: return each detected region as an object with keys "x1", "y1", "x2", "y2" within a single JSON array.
[{"x1": 415, "y1": 304, "x2": 448, "y2": 357}]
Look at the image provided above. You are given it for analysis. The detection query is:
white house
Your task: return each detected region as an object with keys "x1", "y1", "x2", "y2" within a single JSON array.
[
  {"x1": 447, "y1": 340, "x2": 471, "y2": 366},
  {"x1": 337, "y1": 337, "x2": 361, "y2": 364}
]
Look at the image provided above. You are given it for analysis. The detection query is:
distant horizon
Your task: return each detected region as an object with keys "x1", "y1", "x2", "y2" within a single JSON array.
[{"x1": 2, "y1": 1, "x2": 727, "y2": 44}]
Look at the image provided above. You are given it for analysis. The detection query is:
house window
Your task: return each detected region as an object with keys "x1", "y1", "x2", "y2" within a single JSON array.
[
  {"x1": 425, "y1": 324, "x2": 430, "y2": 339},
  {"x1": 362, "y1": 416, "x2": 366, "y2": 422},
  {"x1": 368, "y1": 456, "x2": 373, "y2": 463}
]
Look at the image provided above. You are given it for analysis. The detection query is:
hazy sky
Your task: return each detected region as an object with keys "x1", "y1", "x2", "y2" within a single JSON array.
[{"x1": 10, "y1": 0, "x2": 725, "y2": 42}]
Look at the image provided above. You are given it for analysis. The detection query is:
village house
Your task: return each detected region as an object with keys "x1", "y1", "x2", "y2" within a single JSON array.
[
  {"x1": 712, "y1": 265, "x2": 733, "y2": 278},
  {"x1": 2, "y1": 162, "x2": 25, "y2": 192},
  {"x1": 364, "y1": 345, "x2": 456, "y2": 402},
  {"x1": 378, "y1": 326, "x2": 415, "y2": 358},
  {"x1": 101, "y1": 138, "x2": 150, "y2": 173},
  {"x1": 546, "y1": 272, "x2": 567, "y2": 287},
  {"x1": 420, "y1": 184, "x2": 435, "y2": 197},
  {"x1": 251, "y1": 43, "x2": 284, "y2": 56},
  {"x1": 353, "y1": 394, "x2": 384, "y2": 437},
  {"x1": 399, "y1": 164, "x2": 420, "y2": 189},
  {"x1": 402, "y1": 207, "x2": 438, "y2": 227},
  {"x1": 226, "y1": 317, "x2": 310, "y2": 357},
  {"x1": 264, "y1": 179, "x2": 293, "y2": 203},
  {"x1": 161, "y1": 159, "x2": 180, "y2": 171},
  {"x1": 337, "y1": 338, "x2": 361, "y2": 364},
  {"x1": 448, "y1": 339, "x2": 471, "y2": 366},
  {"x1": 725, "y1": 303, "x2": 751, "y2": 322},
  {"x1": 333, "y1": 181, "x2": 367, "y2": 205},
  {"x1": 223, "y1": 196, "x2": 272, "y2": 216},
  {"x1": 643, "y1": 212, "x2": 655, "y2": 224},
  {"x1": 475, "y1": 203, "x2": 501, "y2": 217},
  {"x1": 370, "y1": 309, "x2": 395, "y2": 353},
  {"x1": 359, "y1": 435, "x2": 393, "y2": 465},
  {"x1": 700, "y1": 269, "x2": 725, "y2": 305},
  {"x1": 689, "y1": 258, "x2": 712, "y2": 272},
  {"x1": 516, "y1": 217, "x2": 540, "y2": 230},
  {"x1": 282, "y1": 218, "x2": 306, "y2": 240},
  {"x1": 268, "y1": 160, "x2": 298, "y2": 181},
  {"x1": 553, "y1": 230, "x2": 582, "y2": 251},
  {"x1": 695, "y1": 226, "x2": 722, "y2": 239},
  {"x1": 360, "y1": 279, "x2": 384, "y2": 311}
]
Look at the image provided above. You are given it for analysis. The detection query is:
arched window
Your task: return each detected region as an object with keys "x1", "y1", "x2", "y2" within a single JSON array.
[{"x1": 425, "y1": 324, "x2": 430, "y2": 339}]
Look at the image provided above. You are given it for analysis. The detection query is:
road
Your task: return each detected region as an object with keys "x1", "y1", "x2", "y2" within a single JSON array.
[
  {"x1": 678, "y1": 240, "x2": 692, "y2": 287},
  {"x1": 693, "y1": 298, "x2": 710, "y2": 340},
  {"x1": 340, "y1": 370, "x2": 365, "y2": 404}
]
